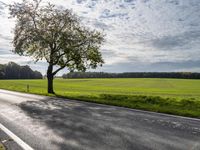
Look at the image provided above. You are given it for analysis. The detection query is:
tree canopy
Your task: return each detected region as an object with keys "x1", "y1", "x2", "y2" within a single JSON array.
[{"x1": 9, "y1": 0, "x2": 104, "y2": 93}]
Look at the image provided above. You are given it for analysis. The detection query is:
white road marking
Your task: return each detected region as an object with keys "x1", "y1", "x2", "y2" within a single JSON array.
[{"x1": 0, "y1": 123, "x2": 34, "y2": 150}]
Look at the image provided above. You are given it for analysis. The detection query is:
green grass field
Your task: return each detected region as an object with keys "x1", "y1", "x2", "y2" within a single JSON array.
[{"x1": 0, "y1": 78, "x2": 200, "y2": 118}]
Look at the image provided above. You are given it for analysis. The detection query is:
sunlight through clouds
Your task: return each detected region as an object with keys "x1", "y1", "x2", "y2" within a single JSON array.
[{"x1": 0, "y1": 0, "x2": 200, "y2": 74}]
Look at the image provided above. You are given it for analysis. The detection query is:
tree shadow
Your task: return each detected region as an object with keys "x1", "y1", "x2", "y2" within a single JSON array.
[
  {"x1": 18, "y1": 97, "x2": 200, "y2": 150},
  {"x1": 18, "y1": 97, "x2": 147, "y2": 150}
]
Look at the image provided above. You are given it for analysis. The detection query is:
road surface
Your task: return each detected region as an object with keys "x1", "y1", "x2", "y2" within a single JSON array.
[{"x1": 0, "y1": 89, "x2": 200, "y2": 150}]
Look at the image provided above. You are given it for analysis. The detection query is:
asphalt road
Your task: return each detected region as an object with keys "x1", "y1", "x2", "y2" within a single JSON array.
[
  {"x1": 0, "y1": 89, "x2": 200, "y2": 150},
  {"x1": 0, "y1": 127, "x2": 22, "y2": 150}
]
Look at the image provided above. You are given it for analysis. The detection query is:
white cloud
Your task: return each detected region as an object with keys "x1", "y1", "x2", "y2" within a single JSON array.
[{"x1": 0, "y1": 0, "x2": 200, "y2": 74}]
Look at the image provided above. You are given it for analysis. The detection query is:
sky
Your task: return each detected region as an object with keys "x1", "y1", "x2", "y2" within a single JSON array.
[{"x1": 0, "y1": 0, "x2": 200, "y2": 75}]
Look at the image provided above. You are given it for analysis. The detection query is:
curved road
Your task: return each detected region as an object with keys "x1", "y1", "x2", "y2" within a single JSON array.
[{"x1": 0, "y1": 89, "x2": 200, "y2": 150}]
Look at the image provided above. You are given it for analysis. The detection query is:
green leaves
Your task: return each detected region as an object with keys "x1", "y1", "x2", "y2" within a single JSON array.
[{"x1": 9, "y1": 0, "x2": 104, "y2": 75}]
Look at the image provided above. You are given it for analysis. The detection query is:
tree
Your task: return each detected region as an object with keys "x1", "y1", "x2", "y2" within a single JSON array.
[
  {"x1": 5, "y1": 62, "x2": 21, "y2": 79},
  {"x1": 9, "y1": 0, "x2": 104, "y2": 93},
  {"x1": 0, "y1": 64, "x2": 5, "y2": 79},
  {"x1": 33, "y1": 70, "x2": 43, "y2": 79},
  {"x1": 20, "y1": 65, "x2": 32, "y2": 79}
]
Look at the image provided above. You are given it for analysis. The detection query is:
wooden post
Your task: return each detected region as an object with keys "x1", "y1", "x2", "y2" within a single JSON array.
[{"x1": 27, "y1": 84, "x2": 29, "y2": 92}]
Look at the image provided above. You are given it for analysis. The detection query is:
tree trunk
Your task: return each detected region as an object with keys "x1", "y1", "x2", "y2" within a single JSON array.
[{"x1": 47, "y1": 64, "x2": 54, "y2": 94}]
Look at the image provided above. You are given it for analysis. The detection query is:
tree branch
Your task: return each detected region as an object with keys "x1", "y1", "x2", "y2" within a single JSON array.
[
  {"x1": 52, "y1": 59, "x2": 73, "y2": 75},
  {"x1": 53, "y1": 52, "x2": 66, "y2": 65}
]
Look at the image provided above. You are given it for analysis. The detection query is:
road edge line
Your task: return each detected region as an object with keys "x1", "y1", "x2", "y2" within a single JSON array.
[{"x1": 0, "y1": 123, "x2": 34, "y2": 150}]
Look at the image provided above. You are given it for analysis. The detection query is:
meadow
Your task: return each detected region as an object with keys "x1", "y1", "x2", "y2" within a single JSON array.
[{"x1": 0, "y1": 78, "x2": 200, "y2": 118}]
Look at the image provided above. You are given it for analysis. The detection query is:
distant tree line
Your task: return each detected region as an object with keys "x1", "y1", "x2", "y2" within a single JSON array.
[
  {"x1": 62, "y1": 72, "x2": 200, "y2": 79},
  {"x1": 0, "y1": 62, "x2": 43, "y2": 79}
]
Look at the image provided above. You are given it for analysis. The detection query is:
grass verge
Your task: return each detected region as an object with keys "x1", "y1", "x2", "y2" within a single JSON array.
[
  {"x1": 54, "y1": 93, "x2": 200, "y2": 118},
  {"x1": 0, "y1": 143, "x2": 5, "y2": 150}
]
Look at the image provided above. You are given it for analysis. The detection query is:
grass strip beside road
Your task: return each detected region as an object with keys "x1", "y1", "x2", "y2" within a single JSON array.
[
  {"x1": 0, "y1": 78, "x2": 200, "y2": 118},
  {"x1": 55, "y1": 93, "x2": 200, "y2": 118},
  {"x1": 0, "y1": 143, "x2": 5, "y2": 150}
]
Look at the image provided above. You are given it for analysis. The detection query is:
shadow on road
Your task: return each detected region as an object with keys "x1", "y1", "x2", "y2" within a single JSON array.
[
  {"x1": 18, "y1": 97, "x2": 200, "y2": 150},
  {"x1": 18, "y1": 98, "x2": 144, "y2": 150}
]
